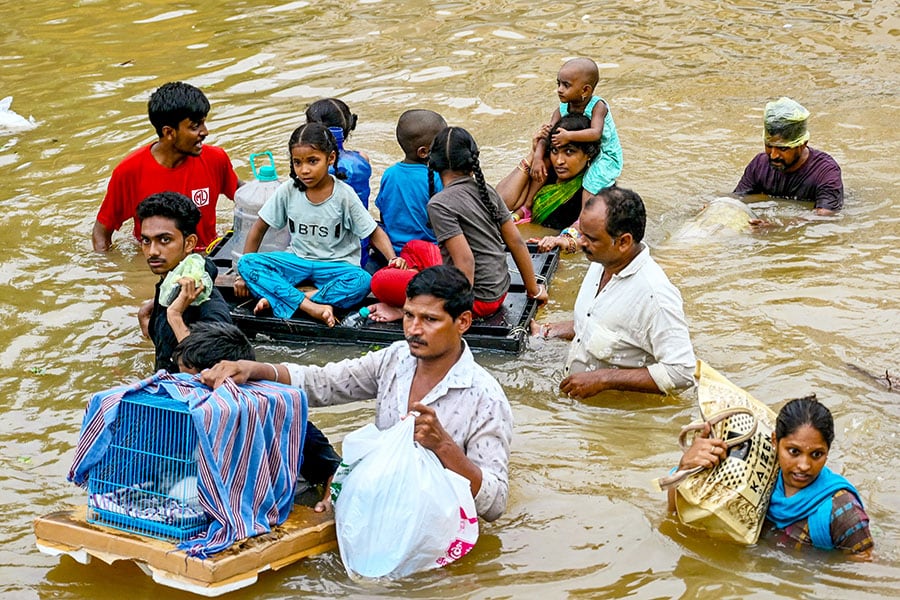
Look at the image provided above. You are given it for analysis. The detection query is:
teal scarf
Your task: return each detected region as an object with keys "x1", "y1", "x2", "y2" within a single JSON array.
[{"x1": 767, "y1": 466, "x2": 862, "y2": 550}]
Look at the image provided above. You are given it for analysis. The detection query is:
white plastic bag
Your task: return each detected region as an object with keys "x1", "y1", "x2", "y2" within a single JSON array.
[{"x1": 332, "y1": 416, "x2": 479, "y2": 579}]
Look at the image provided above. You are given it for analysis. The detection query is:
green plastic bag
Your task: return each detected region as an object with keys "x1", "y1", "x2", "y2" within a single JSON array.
[{"x1": 158, "y1": 254, "x2": 213, "y2": 307}]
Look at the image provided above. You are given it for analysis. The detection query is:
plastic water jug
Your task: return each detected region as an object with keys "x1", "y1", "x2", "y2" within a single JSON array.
[{"x1": 231, "y1": 151, "x2": 292, "y2": 268}]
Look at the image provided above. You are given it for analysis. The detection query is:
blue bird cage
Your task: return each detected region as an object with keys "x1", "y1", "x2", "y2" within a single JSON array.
[{"x1": 86, "y1": 391, "x2": 210, "y2": 542}]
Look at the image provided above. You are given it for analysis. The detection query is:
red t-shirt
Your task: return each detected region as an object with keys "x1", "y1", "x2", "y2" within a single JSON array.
[{"x1": 96, "y1": 143, "x2": 239, "y2": 248}]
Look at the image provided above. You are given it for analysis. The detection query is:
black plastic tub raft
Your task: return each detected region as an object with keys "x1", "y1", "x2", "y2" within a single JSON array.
[{"x1": 208, "y1": 233, "x2": 559, "y2": 354}]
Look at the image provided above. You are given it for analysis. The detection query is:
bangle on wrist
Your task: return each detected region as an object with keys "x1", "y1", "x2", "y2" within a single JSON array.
[
  {"x1": 560, "y1": 226, "x2": 581, "y2": 240},
  {"x1": 266, "y1": 362, "x2": 278, "y2": 383},
  {"x1": 559, "y1": 227, "x2": 580, "y2": 254},
  {"x1": 517, "y1": 158, "x2": 530, "y2": 174},
  {"x1": 527, "y1": 283, "x2": 545, "y2": 299},
  {"x1": 559, "y1": 235, "x2": 577, "y2": 254}
]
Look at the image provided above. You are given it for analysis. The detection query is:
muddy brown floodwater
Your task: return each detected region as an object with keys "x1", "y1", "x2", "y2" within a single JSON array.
[{"x1": 1, "y1": 1, "x2": 897, "y2": 598}]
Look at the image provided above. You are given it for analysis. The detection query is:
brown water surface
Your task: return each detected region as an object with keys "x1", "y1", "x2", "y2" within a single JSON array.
[{"x1": 1, "y1": 1, "x2": 898, "y2": 598}]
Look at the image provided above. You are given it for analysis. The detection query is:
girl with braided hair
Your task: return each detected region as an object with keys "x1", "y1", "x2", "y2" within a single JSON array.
[
  {"x1": 427, "y1": 126, "x2": 549, "y2": 316},
  {"x1": 368, "y1": 126, "x2": 548, "y2": 322}
]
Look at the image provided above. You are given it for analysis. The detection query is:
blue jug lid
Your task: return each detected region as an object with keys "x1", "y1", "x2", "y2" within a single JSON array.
[{"x1": 250, "y1": 151, "x2": 279, "y2": 181}]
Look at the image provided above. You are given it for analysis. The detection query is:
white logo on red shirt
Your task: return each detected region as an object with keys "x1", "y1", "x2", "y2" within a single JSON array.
[{"x1": 192, "y1": 188, "x2": 210, "y2": 207}]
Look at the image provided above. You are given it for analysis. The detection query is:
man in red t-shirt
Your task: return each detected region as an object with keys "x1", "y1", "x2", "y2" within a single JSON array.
[{"x1": 92, "y1": 81, "x2": 240, "y2": 252}]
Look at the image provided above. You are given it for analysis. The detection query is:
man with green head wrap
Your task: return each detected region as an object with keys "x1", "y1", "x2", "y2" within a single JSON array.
[{"x1": 734, "y1": 97, "x2": 843, "y2": 215}]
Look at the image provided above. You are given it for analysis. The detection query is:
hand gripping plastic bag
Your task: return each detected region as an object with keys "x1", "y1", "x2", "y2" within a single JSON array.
[
  {"x1": 654, "y1": 361, "x2": 779, "y2": 544},
  {"x1": 159, "y1": 253, "x2": 213, "y2": 307},
  {"x1": 331, "y1": 416, "x2": 479, "y2": 579}
]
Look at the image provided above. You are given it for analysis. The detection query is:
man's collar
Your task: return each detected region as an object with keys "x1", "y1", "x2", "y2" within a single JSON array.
[
  {"x1": 404, "y1": 339, "x2": 476, "y2": 395},
  {"x1": 615, "y1": 243, "x2": 649, "y2": 279}
]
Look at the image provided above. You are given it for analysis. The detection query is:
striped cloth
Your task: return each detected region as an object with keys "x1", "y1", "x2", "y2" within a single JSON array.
[{"x1": 68, "y1": 371, "x2": 307, "y2": 558}]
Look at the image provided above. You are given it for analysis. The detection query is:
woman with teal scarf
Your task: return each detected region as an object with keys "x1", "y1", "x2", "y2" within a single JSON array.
[
  {"x1": 497, "y1": 115, "x2": 599, "y2": 252},
  {"x1": 671, "y1": 396, "x2": 873, "y2": 558}
]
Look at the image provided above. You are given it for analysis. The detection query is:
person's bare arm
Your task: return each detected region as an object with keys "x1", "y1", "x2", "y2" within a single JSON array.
[
  {"x1": 165, "y1": 277, "x2": 205, "y2": 342},
  {"x1": 234, "y1": 219, "x2": 270, "y2": 297},
  {"x1": 442, "y1": 234, "x2": 476, "y2": 285},
  {"x1": 501, "y1": 220, "x2": 547, "y2": 301},
  {"x1": 368, "y1": 225, "x2": 401, "y2": 265},
  {"x1": 530, "y1": 319, "x2": 575, "y2": 340},
  {"x1": 497, "y1": 124, "x2": 552, "y2": 212},
  {"x1": 556, "y1": 102, "x2": 607, "y2": 147},
  {"x1": 138, "y1": 299, "x2": 153, "y2": 338},
  {"x1": 242, "y1": 218, "x2": 268, "y2": 255},
  {"x1": 200, "y1": 359, "x2": 287, "y2": 388},
  {"x1": 495, "y1": 163, "x2": 533, "y2": 212},
  {"x1": 92, "y1": 220, "x2": 114, "y2": 252},
  {"x1": 561, "y1": 366, "x2": 661, "y2": 398},
  {"x1": 666, "y1": 423, "x2": 727, "y2": 511},
  {"x1": 528, "y1": 233, "x2": 576, "y2": 254},
  {"x1": 531, "y1": 108, "x2": 561, "y2": 182}
]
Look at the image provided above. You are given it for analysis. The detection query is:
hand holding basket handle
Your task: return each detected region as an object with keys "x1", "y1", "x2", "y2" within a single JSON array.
[{"x1": 652, "y1": 407, "x2": 758, "y2": 492}]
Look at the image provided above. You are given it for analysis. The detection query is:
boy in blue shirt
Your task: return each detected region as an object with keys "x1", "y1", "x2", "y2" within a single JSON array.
[
  {"x1": 374, "y1": 109, "x2": 447, "y2": 256},
  {"x1": 366, "y1": 110, "x2": 448, "y2": 318}
]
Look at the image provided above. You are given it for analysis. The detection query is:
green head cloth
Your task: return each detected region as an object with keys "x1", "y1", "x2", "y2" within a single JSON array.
[{"x1": 763, "y1": 97, "x2": 810, "y2": 148}]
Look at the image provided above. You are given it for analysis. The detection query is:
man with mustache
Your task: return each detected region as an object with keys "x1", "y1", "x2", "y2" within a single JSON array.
[
  {"x1": 201, "y1": 265, "x2": 513, "y2": 522},
  {"x1": 532, "y1": 186, "x2": 696, "y2": 398},
  {"x1": 137, "y1": 191, "x2": 232, "y2": 373},
  {"x1": 734, "y1": 97, "x2": 843, "y2": 216}
]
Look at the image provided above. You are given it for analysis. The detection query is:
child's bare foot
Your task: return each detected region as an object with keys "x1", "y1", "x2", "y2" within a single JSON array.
[
  {"x1": 253, "y1": 297, "x2": 272, "y2": 315},
  {"x1": 298, "y1": 298, "x2": 336, "y2": 327},
  {"x1": 367, "y1": 302, "x2": 404, "y2": 323}
]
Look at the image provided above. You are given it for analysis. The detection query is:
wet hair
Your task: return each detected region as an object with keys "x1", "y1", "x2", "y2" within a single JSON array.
[
  {"x1": 136, "y1": 191, "x2": 201, "y2": 237},
  {"x1": 396, "y1": 109, "x2": 448, "y2": 159},
  {"x1": 428, "y1": 126, "x2": 505, "y2": 225},
  {"x1": 584, "y1": 186, "x2": 646, "y2": 243},
  {"x1": 305, "y1": 98, "x2": 357, "y2": 140},
  {"x1": 287, "y1": 122, "x2": 345, "y2": 191},
  {"x1": 406, "y1": 265, "x2": 474, "y2": 320},
  {"x1": 173, "y1": 322, "x2": 256, "y2": 372},
  {"x1": 548, "y1": 114, "x2": 600, "y2": 162},
  {"x1": 148, "y1": 82, "x2": 210, "y2": 137},
  {"x1": 561, "y1": 57, "x2": 600, "y2": 89},
  {"x1": 775, "y1": 394, "x2": 834, "y2": 448}
]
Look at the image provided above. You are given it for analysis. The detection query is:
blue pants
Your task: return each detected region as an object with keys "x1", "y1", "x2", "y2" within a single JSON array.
[{"x1": 237, "y1": 252, "x2": 371, "y2": 319}]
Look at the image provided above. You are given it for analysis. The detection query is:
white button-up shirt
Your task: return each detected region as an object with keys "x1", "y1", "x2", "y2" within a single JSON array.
[
  {"x1": 565, "y1": 245, "x2": 696, "y2": 394},
  {"x1": 285, "y1": 340, "x2": 512, "y2": 521}
]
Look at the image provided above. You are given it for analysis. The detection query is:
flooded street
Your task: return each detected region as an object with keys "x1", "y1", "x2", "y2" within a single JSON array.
[{"x1": 1, "y1": 1, "x2": 898, "y2": 597}]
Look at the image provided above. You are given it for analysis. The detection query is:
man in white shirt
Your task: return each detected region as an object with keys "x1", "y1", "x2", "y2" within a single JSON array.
[
  {"x1": 201, "y1": 265, "x2": 512, "y2": 521},
  {"x1": 533, "y1": 186, "x2": 696, "y2": 398}
]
